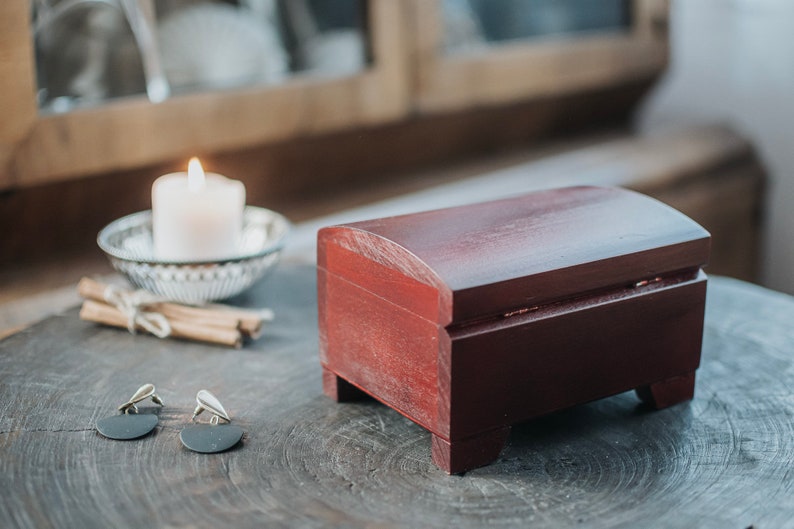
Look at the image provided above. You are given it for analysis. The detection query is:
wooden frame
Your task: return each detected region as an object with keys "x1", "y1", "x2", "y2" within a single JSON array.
[
  {"x1": 0, "y1": 0, "x2": 410, "y2": 189},
  {"x1": 409, "y1": 0, "x2": 668, "y2": 113}
]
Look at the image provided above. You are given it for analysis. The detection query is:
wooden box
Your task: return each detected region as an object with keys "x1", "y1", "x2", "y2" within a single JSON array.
[{"x1": 317, "y1": 186, "x2": 710, "y2": 474}]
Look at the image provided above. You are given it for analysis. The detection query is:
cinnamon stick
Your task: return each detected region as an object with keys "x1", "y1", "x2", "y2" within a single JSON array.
[
  {"x1": 152, "y1": 302, "x2": 266, "y2": 339},
  {"x1": 77, "y1": 277, "x2": 269, "y2": 337},
  {"x1": 79, "y1": 299, "x2": 242, "y2": 348},
  {"x1": 77, "y1": 277, "x2": 115, "y2": 303}
]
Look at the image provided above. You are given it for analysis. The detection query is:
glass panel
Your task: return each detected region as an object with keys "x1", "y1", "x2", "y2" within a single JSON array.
[
  {"x1": 443, "y1": 0, "x2": 632, "y2": 53},
  {"x1": 31, "y1": 0, "x2": 369, "y2": 114}
]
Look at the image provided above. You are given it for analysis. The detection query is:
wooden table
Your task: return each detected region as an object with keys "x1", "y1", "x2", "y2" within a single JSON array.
[{"x1": 1, "y1": 263, "x2": 793, "y2": 528}]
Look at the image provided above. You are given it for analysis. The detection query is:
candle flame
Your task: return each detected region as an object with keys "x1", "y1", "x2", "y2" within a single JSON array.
[{"x1": 187, "y1": 157, "x2": 205, "y2": 192}]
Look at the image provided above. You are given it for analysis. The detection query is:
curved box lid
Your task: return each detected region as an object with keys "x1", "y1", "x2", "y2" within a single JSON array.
[{"x1": 318, "y1": 186, "x2": 710, "y2": 326}]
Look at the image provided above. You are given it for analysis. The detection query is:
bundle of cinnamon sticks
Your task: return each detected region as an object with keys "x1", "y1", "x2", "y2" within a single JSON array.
[{"x1": 78, "y1": 277, "x2": 273, "y2": 348}]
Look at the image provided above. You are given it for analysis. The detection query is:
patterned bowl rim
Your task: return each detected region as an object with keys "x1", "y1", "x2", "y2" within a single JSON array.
[{"x1": 97, "y1": 206, "x2": 290, "y2": 266}]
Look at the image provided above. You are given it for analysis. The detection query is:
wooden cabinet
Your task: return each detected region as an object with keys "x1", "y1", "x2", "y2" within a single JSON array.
[{"x1": 0, "y1": 0, "x2": 667, "y2": 190}]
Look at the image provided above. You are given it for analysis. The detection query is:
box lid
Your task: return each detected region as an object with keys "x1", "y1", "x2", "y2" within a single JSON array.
[{"x1": 318, "y1": 186, "x2": 710, "y2": 326}]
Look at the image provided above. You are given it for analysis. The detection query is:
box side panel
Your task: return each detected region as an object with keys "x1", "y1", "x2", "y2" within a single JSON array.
[
  {"x1": 444, "y1": 274, "x2": 707, "y2": 440},
  {"x1": 321, "y1": 241, "x2": 441, "y2": 323},
  {"x1": 319, "y1": 266, "x2": 444, "y2": 436},
  {"x1": 318, "y1": 268, "x2": 330, "y2": 365}
]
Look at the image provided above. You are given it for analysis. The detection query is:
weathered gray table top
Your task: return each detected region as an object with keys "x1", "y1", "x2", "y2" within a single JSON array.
[{"x1": 1, "y1": 265, "x2": 793, "y2": 528}]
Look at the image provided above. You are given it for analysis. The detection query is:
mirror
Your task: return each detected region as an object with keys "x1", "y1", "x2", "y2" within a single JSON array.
[
  {"x1": 31, "y1": 0, "x2": 369, "y2": 113},
  {"x1": 442, "y1": 0, "x2": 632, "y2": 53}
]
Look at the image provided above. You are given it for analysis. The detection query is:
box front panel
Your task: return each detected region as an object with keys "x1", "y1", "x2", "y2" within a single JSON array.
[{"x1": 444, "y1": 274, "x2": 707, "y2": 439}]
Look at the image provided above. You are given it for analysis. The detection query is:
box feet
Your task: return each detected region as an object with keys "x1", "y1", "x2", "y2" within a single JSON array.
[
  {"x1": 322, "y1": 367, "x2": 368, "y2": 402},
  {"x1": 636, "y1": 372, "x2": 696, "y2": 409},
  {"x1": 431, "y1": 427, "x2": 511, "y2": 474}
]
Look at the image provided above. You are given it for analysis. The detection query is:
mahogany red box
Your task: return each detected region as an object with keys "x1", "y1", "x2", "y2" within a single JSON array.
[{"x1": 317, "y1": 186, "x2": 710, "y2": 473}]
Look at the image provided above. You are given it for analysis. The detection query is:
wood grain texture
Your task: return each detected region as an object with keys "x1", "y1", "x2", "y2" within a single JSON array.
[
  {"x1": 320, "y1": 264, "x2": 442, "y2": 434},
  {"x1": 1, "y1": 266, "x2": 794, "y2": 527}
]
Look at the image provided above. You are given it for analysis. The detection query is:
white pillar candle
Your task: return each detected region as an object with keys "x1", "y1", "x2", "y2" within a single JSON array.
[{"x1": 152, "y1": 157, "x2": 246, "y2": 261}]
